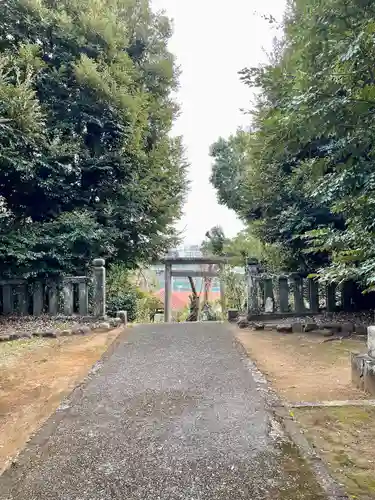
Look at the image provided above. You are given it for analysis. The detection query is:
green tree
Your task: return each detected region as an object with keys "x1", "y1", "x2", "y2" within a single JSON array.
[
  {"x1": 201, "y1": 225, "x2": 227, "y2": 256},
  {"x1": 0, "y1": 0, "x2": 187, "y2": 277},
  {"x1": 210, "y1": 0, "x2": 375, "y2": 289}
]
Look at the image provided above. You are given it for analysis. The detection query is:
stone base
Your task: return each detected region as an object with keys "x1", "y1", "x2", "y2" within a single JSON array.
[
  {"x1": 228, "y1": 309, "x2": 239, "y2": 322},
  {"x1": 351, "y1": 353, "x2": 375, "y2": 396}
]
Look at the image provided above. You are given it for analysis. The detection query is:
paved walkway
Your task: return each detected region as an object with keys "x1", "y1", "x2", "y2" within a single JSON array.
[{"x1": 0, "y1": 323, "x2": 322, "y2": 499}]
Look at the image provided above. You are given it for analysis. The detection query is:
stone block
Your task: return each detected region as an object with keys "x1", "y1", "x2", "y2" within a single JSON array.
[
  {"x1": 42, "y1": 330, "x2": 60, "y2": 338},
  {"x1": 72, "y1": 325, "x2": 91, "y2": 335},
  {"x1": 264, "y1": 324, "x2": 278, "y2": 331},
  {"x1": 9, "y1": 332, "x2": 21, "y2": 341},
  {"x1": 109, "y1": 318, "x2": 122, "y2": 328},
  {"x1": 341, "y1": 322, "x2": 354, "y2": 335},
  {"x1": 252, "y1": 323, "x2": 264, "y2": 331},
  {"x1": 304, "y1": 323, "x2": 318, "y2": 333},
  {"x1": 292, "y1": 322, "x2": 304, "y2": 333},
  {"x1": 351, "y1": 352, "x2": 375, "y2": 396},
  {"x1": 237, "y1": 318, "x2": 249, "y2": 329},
  {"x1": 227, "y1": 309, "x2": 239, "y2": 322},
  {"x1": 351, "y1": 352, "x2": 365, "y2": 391},
  {"x1": 0, "y1": 335, "x2": 10, "y2": 342},
  {"x1": 355, "y1": 324, "x2": 367, "y2": 336},
  {"x1": 277, "y1": 324, "x2": 293, "y2": 333},
  {"x1": 368, "y1": 326, "x2": 375, "y2": 357},
  {"x1": 322, "y1": 323, "x2": 342, "y2": 333},
  {"x1": 97, "y1": 322, "x2": 111, "y2": 331},
  {"x1": 20, "y1": 332, "x2": 32, "y2": 339},
  {"x1": 60, "y1": 329, "x2": 72, "y2": 337},
  {"x1": 116, "y1": 310, "x2": 128, "y2": 324}
]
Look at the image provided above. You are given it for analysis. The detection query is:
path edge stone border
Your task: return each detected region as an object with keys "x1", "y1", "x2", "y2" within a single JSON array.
[
  {"x1": 233, "y1": 332, "x2": 349, "y2": 500},
  {"x1": 0, "y1": 316, "x2": 126, "y2": 343}
]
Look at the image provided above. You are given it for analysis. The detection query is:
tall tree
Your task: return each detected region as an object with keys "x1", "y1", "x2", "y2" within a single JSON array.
[
  {"x1": 0, "y1": 0, "x2": 187, "y2": 276},
  {"x1": 210, "y1": 0, "x2": 375, "y2": 289}
]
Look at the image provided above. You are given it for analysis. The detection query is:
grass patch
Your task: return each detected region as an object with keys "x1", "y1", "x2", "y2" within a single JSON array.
[
  {"x1": 278, "y1": 441, "x2": 326, "y2": 499},
  {"x1": 0, "y1": 337, "x2": 51, "y2": 365},
  {"x1": 294, "y1": 407, "x2": 375, "y2": 499}
]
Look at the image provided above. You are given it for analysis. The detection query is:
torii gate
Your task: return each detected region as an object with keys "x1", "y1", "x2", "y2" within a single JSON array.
[{"x1": 163, "y1": 256, "x2": 227, "y2": 323}]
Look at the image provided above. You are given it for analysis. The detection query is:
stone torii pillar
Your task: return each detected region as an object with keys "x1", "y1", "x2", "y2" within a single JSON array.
[{"x1": 164, "y1": 262, "x2": 172, "y2": 323}]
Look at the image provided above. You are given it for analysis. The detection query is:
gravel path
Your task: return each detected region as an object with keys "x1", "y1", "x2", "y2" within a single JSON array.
[{"x1": 0, "y1": 323, "x2": 323, "y2": 499}]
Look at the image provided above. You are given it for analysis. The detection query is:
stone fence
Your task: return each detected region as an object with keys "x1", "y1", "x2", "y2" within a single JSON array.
[
  {"x1": 0, "y1": 258, "x2": 106, "y2": 318},
  {"x1": 247, "y1": 267, "x2": 348, "y2": 318}
]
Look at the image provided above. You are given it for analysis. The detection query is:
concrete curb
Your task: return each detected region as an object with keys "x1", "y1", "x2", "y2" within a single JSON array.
[
  {"x1": 289, "y1": 399, "x2": 375, "y2": 408},
  {"x1": 233, "y1": 334, "x2": 349, "y2": 500}
]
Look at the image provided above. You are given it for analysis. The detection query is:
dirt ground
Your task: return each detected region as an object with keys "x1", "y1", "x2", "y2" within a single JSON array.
[
  {"x1": 295, "y1": 407, "x2": 375, "y2": 500},
  {"x1": 236, "y1": 329, "x2": 368, "y2": 402},
  {"x1": 0, "y1": 328, "x2": 123, "y2": 473},
  {"x1": 236, "y1": 328, "x2": 375, "y2": 499}
]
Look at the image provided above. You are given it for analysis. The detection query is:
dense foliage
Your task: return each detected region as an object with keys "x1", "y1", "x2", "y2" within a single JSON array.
[
  {"x1": 201, "y1": 224, "x2": 286, "y2": 272},
  {"x1": 0, "y1": 0, "x2": 187, "y2": 277},
  {"x1": 210, "y1": 0, "x2": 375, "y2": 289},
  {"x1": 106, "y1": 263, "x2": 162, "y2": 321}
]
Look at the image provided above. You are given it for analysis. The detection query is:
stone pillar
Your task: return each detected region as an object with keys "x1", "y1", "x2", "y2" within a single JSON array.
[
  {"x1": 352, "y1": 326, "x2": 375, "y2": 396},
  {"x1": 293, "y1": 276, "x2": 304, "y2": 313},
  {"x1": 326, "y1": 283, "x2": 336, "y2": 312},
  {"x1": 16, "y1": 283, "x2": 28, "y2": 315},
  {"x1": 342, "y1": 281, "x2": 354, "y2": 311},
  {"x1": 93, "y1": 258, "x2": 106, "y2": 318},
  {"x1": 247, "y1": 261, "x2": 259, "y2": 315},
  {"x1": 116, "y1": 310, "x2": 128, "y2": 325},
  {"x1": 164, "y1": 262, "x2": 172, "y2": 323},
  {"x1": 2, "y1": 284, "x2": 13, "y2": 315},
  {"x1": 264, "y1": 278, "x2": 274, "y2": 312},
  {"x1": 308, "y1": 279, "x2": 319, "y2": 313},
  {"x1": 33, "y1": 281, "x2": 43, "y2": 316},
  {"x1": 279, "y1": 277, "x2": 289, "y2": 313},
  {"x1": 78, "y1": 281, "x2": 89, "y2": 316},
  {"x1": 368, "y1": 326, "x2": 375, "y2": 358},
  {"x1": 48, "y1": 282, "x2": 59, "y2": 315},
  {"x1": 63, "y1": 281, "x2": 74, "y2": 316}
]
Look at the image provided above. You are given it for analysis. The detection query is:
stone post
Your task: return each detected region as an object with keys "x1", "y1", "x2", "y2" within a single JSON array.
[
  {"x1": 293, "y1": 276, "x2": 304, "y2": 313},
  {"x1": 2, "y1": 284, "x2": 13, "y2": 315},
  {"x1": 247, "y1": 260, "x2": 259, "y2": 315},
  {"x1": 16, "y1": 283, "x2": 29, "y2": 315},
  {"x1": 63, "y1": 281, "x2": 74, "y2": 316},
  {"x1": 164, "y1": 262, "x2": 172, "y2": 323},
  {"x1": 342, "y1": 280, "x2": 354, "y2": 311},
  {"x1": 326, "y1": 283, "x2": 336, "y2": 312},
  {"x1": 308, "y1": 279, "x2": 319, "y2": 313},
  {"x1": 263, "y1": 278, "x2": 275, "y2": 312},
  {"x1": 352, "y1": 326, "x2": 375, "y2": 396},
  {"x1": 78, "y1": 281, "x2": 89, "y2": 316},
  {"x1": 48, "y1": 282, "x2": 59, "y2": 315},
  {"x1": 93, "y1": 258, "x2": 106, "y2": 318},
  {"x1": 33, "y1": 281, "x2": 43, "y2": 316},
  {"x1": 368, "y1": 326, "x2": 375, "y2": 358},
  {"x1": 116, "y1": 310, "x2": 128, "y2": 325},
  {"x1": 278, "y1": 277, "x2": 289, "y2": 313}
]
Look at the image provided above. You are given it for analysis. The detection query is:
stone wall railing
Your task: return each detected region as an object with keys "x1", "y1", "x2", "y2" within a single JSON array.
[
  {"x1": 247, "y1": 270, "x2": 340, "y2": 317},
  {"x1": 0, "y1": 258, "x2": 106, "y2": 318}
]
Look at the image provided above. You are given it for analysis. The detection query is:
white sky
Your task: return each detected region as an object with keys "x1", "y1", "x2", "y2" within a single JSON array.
[{"x1": 152, "y1": 0, "x2": 287, "y2": 245}]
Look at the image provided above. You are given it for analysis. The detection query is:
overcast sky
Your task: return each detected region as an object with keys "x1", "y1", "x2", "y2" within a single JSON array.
[{"x1": 152, "y1": 0, "x2": 287, "y2": 245}]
